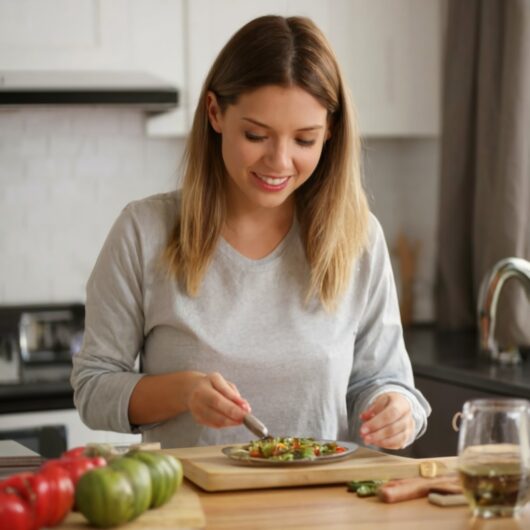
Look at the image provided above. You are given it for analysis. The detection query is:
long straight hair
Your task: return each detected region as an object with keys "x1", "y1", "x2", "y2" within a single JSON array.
[{"x1": 165, "y1": 15, "x2": 369, "y2": 310}]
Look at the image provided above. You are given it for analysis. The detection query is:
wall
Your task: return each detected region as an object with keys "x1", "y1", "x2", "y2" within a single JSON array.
[
  {"x1": 0, "y1": 109, "x2": 439, "y2": 321},
  {"x1": 0, "y1": 108, "x2": 184, "y2": 303},
  {"x1": 364, "y1": 138, "x2": 440, "y2": 322}
]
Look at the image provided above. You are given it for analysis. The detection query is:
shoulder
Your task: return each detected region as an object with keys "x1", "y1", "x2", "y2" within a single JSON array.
[
  {"x1": 123, "y1": 191, "x2": 180, "y2": 228},
  {"x1": 355, "y1": 212, "x2": 390, "y2": 278},
  {"x1": 104, "y1": 191, "x2": 180, "y2": 256},
  {"x1": 365, "y1": 212, "x2": 386, "y2": 254},
  {"x1": 113, "y1": 191, "x2": 180, "y2": 241}
]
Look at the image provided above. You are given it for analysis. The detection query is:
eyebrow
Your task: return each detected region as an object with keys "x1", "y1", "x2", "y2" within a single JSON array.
[{"x1": 242, "y1": 117, "x2": 323, "y2": 131}]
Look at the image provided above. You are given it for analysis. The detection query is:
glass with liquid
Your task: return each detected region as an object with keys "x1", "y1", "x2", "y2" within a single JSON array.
[{"x1": 457, "y1": 398, "x2": 530, "y2": 518}]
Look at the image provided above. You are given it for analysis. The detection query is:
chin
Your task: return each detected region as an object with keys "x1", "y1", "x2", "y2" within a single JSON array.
[{"x1": 252, "y1": 191, "x2": 293, "y2": 209}]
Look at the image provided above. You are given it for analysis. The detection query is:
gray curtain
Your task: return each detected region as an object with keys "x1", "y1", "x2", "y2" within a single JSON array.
[{"x1": 436, "y1": 0, "x2": 530, "y2": 347}]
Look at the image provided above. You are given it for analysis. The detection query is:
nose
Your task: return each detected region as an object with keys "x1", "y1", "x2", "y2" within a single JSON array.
[{"x1": 264, "y1": 138, "x2": 292, "y2": 173}]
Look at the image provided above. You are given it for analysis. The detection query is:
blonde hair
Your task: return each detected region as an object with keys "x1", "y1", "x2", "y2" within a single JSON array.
[{"x1": 165, "y1": 15, "x2": 369, "y2": 310}]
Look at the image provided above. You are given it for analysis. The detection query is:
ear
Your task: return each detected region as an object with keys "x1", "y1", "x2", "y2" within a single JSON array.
[{"x1": 206, "y1": 91, "x2": 223, "y2": 133}]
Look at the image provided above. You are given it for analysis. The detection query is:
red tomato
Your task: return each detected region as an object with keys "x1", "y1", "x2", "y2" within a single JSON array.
[
  {"x1": 88, "y1": 456, "x2": 107, "y2": 468},
  {"x1": 2, "y1": 473, "x2": 46, "y2": 529},
  {"x1": 42, "y1": 455, "x2": 104, "y2": 486},
  {"x1": 0, "y1": 490, "x2": 34, "y2": 530},
  {"x1": 1, "y1": 473, "x2": 34, "y2": 501},
  {"x1": 1, "y1": 467, "x2": 74, "y2": 528},
  {"x1": 61, "y1": 446, "x2": 86, "y2": 459},
  {"x1": 38, "y1": 466, "x2": 74, "y2": 526},
  {"x1": 26, "y1": 472, "x2": 54, "y2": 528}
]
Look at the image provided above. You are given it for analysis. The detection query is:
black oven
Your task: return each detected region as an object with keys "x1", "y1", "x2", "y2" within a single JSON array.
[{"x1": 0, "y1": 304, "x2": 84, "y2": 458}]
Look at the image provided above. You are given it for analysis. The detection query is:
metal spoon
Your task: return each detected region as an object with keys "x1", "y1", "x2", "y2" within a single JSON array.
[{"x1": 243, "y1": 413, "x2": 269, "y2": 439}]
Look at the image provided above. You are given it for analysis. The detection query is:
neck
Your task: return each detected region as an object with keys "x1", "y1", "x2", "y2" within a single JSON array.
[{"x1": 222, "y1": 198, "x2": 295, "y2": 260}]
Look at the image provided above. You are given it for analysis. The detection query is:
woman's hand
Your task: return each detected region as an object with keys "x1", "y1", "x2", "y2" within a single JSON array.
[
  {"x1": 359, "y1": 392, "x2": 415, "y2": 450},
  {"x1": 187, "y1": 372, "x2": 251, "y2": 428}
]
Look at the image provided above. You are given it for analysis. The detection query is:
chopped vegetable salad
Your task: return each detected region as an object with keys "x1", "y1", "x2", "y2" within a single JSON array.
[{"x1": 242, "y1": 437, "x2": 347, "y2": 461}]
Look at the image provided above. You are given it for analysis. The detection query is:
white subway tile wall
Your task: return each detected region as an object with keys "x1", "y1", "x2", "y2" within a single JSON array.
[
  {"x1": 0, "y1": 109, "x2": 439, "y2": 321},
  {"x1": 0, "y1": 108, "x2": 184, "y2": 304},
  {"x1": 363, "y1": 138, "x2": 440, "y2": 322}
]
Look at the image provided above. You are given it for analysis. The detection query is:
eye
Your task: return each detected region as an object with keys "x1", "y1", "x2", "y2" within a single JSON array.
[
  {"x1": 296, "y1": 138, "x2": 316, "y2": 147},
  {"x1": 245, "y1": 132, "x2": 267, "y2": 142}
]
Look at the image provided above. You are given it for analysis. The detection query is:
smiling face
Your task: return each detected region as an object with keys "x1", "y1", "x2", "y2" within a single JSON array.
[{"x1": 207, "y1": 85, "x2": 330, "y2": 215}]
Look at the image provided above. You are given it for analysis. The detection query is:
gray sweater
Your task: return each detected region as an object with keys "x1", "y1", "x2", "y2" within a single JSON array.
[{"x1": 71, "y1": 191, "x2": 430, "y2": 449}]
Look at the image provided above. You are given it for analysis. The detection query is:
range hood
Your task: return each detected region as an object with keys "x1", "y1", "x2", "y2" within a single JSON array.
[{"x1": 0, "y1": 70, "x2": 179, "y2": 112}]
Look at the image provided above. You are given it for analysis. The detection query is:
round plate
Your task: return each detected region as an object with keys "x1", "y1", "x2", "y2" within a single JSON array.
[{"x1": 222, "y1": 439, "x2": 358, "y2": 466}]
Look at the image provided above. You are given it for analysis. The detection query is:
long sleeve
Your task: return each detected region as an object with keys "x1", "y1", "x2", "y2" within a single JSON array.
[
  {"x1": 346, "y1": 216, "x2": 431, "y2": 445},
  {"x1": 71, "y1": 205, "x2": 146, "y2": 433}
]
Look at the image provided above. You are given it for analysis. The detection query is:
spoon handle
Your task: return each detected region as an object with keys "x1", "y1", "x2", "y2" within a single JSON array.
[{"x1": 243, "y1": 413, "x2": 269, "y2": 439}]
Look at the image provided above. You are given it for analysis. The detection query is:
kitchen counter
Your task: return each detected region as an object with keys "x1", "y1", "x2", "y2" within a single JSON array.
[
  {"x1": 404, "y1": 326, "x2": 530, "y2": 400},
  {"x1": 193, "y1": 481, "x2": 530, "y2": 530},
  {"x1": 1, "y1": 326, "x2": 529, "y2": 415},
  {"x1": 166, "y1": 445, "x2": 529, "y2": 529},
  {"x1": 1, "y1": 440, "x2": 528, "y2": 529}
]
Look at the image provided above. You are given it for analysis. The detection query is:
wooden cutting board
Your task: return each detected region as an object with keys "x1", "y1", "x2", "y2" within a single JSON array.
[
  {"x1": 59, "y1": 481, "x2": 205, "y2": 529},
  {"x1": 165, "y1": 445, "x2": 458, "y2": 492}
]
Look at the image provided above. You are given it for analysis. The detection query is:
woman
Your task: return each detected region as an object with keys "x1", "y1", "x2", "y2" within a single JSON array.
[{"x1": 71, "y1": 15, "x2": 430, "y2": 450}]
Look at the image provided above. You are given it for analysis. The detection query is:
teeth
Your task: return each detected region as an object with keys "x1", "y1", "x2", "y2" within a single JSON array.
[{"x1": 255, "y1": 173, "x2": 289, "y2": 186}]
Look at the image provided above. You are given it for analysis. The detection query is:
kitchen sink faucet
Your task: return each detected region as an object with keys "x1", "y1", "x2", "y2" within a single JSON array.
[{"x1": 477, "y1": 257, "x2": 530, "y2": 363}]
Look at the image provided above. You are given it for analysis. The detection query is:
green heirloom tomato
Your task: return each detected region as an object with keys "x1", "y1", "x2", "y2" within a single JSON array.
[
  {"x1": 160, "y1": 454, "x2": 183, "y2": 493},
  {"x1": 109, "y1": 457, "x2": 152, "y2": 519},
  {"x1": 84, "y1": 443, "x2": 120, "y2": 460},
  {"x1": 75, "y1": 468, "x2": 135, "y2": 528},
  {"x1": 126, "y1": 451, "x2": 175, "y2": 508}
]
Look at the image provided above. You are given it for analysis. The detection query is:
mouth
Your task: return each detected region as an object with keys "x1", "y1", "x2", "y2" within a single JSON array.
[{"x1": 252, "y1": 172, "x2": 291, "y2": 191}]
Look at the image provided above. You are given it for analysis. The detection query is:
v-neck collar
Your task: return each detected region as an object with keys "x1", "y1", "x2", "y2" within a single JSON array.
[{"x1": 217, "y1": 216, "x2": 299, "y2": 269}]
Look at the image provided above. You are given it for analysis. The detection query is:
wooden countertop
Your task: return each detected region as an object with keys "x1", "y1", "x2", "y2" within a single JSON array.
[
  {"x1": 191, "y1": 480, "x2": 530, "y2": 530},
  {"x1": 166, "y1": 445, "x2": 529, "y2": 529},
  {"x1": 2, "y1": 441, "x2": 528, "y2": 529}
]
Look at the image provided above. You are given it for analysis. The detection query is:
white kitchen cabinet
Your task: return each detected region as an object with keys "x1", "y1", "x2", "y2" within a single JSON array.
[
  {"x1": 186, "y1": 0, "x2": 441, "y2": 137},
  {"x1": 0, "y1": 0, "x2": 186, "y2": 136},
  {"x1": 0, "y1": 410, "x2": 140, "y2": 449},
  {"x1": 0, "y1": 0, "x2": 441, "y2": 137}
]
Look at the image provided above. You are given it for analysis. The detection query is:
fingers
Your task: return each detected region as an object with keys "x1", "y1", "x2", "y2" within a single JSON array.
[
  {"x1": 188, "y1": 372, "x2": 251, "y2": 429},
  {"x1": 359, "y1": 392, "x2": 414, "y2": 449},
  {"x1": 363, "y1": 414, "x2": 414, "y2": 449},
  {"x1": 370, "y1": 423, "x2": 412, "y2": 450},
  {"x1": 214, "y1": 376, "x2": 250, "y2": 410},
  {"x1": 360, "y1": 393, "x2": 389, "y2": 421}
]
